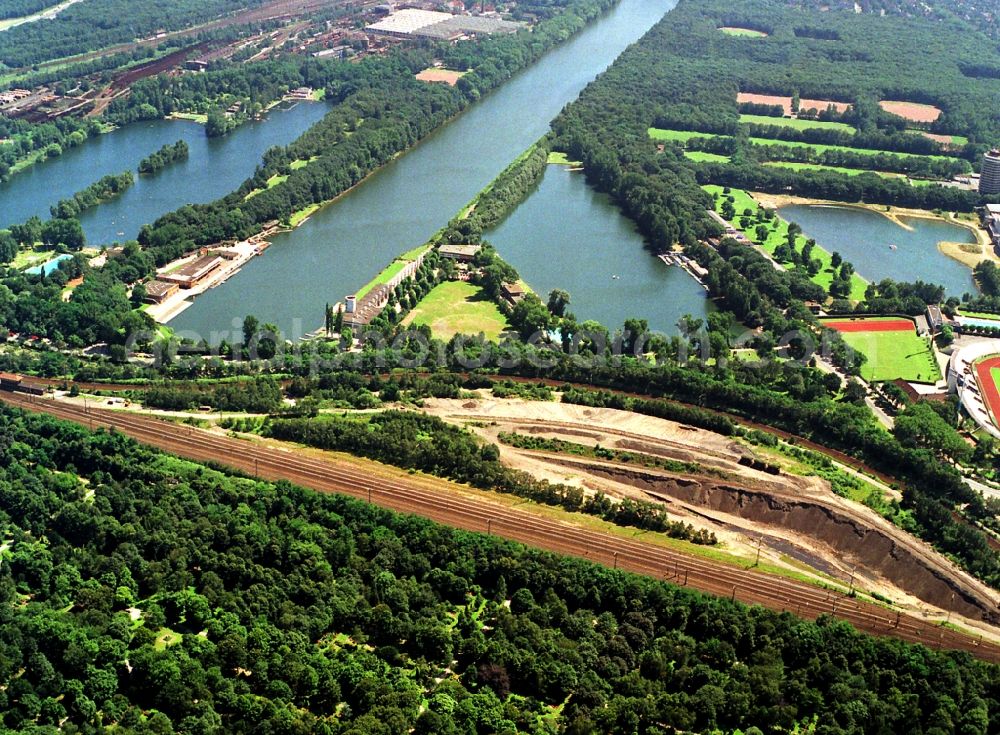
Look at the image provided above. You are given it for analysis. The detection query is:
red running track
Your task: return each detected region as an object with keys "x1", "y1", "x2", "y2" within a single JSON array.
[
  {"x1": 823, "y1": 319, "x2": 915, "y2": 333},
  {"x1": 975, "y1": 356, "x2": 1000, "y2": 427}
]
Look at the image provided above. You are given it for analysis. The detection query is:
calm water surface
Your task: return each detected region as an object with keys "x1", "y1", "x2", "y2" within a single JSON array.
[
  {"x1": 0, "y1": 101, "x2": 330, "y2": 244},
  {"x1": 170, "y1": 0, "x2": 677, "y2": 342},
  {"x1": 778, "y1": 204, "x2": 977, "y2": 296},
  {"x1": 487, "y1": 166, "x2": 709, "y2": 333}
]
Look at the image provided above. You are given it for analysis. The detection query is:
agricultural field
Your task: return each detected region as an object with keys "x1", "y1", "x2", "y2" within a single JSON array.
[
  {"x1": 737, "y1": 93, "x2": 851, "y2": 115},
  {"x1": 704, "y1": 185, "x2": 869, "y2": 300},
  {"x1": 918, "y1": 132, "x2": 969, "y2": 147},
  {"x1": 415, "y1": 67, "x2": 468, "y2": 86},
  {"x1": 822, "y1": 317, "x2": 941, "y2": 383},
  {"x1": 401, "y1": 280, "x2": 510, "y2": 340},
  {"x1": 739, "y1": 114, "x2": 856, "y2": 133},
  {"x1": 879, "y1": 100, "x2": 942, "y2": 123}
]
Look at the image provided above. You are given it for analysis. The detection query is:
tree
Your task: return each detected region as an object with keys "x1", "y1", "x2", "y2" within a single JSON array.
[
  {"x1": 242, "y1": 315, "x2": 259, "y2": 348},
  {"x1": 547, "y1": 289, "x2": 571, "y2": 318},
  {"x1": 41, "y1": 217, "x2": 85, "y2": 250},
  {"x1": 334, "y1": 305, "x2": 344, "y2": 335}
]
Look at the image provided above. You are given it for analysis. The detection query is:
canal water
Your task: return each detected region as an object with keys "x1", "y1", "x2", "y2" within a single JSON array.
[
  {"x1": 0, "y1": 101, "x2": 330, "y2": 244},
  {"x1": 487, "y1": 165, "x2": 709, "y2": 333},
  {"x1": 778, "y1": 204, "x2": 978, "y2": 297},
  {"x1": 169, "y1": 0, "x2": 678, "y2": 343}
]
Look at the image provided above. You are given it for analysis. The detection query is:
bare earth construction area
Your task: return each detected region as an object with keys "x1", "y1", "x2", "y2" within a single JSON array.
[{"x1": 423, "y1": 396, "x2": 1000, "y2": 636}]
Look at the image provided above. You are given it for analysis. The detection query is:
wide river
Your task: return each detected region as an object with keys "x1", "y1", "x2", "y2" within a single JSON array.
[
  {"x1": 487, "y1": 165, "x2": 709, "y2": 333},
  {"x1": 169, "y1": 0, "x2": 679, "y2": 343},
  {"x1": 0, "y1": 101, "x2": 331, "y2": 244},
  {"x1": 778, "y1": 204, "x2": 978, "y2": 297}
]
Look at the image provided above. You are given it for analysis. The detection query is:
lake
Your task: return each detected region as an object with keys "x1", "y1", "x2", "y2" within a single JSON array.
[
  {"x1": 778, "y1": 204, "x2": 978, "y2": 297},
  {"x1": 0, "y1": 100, "x2": 331, "y2": 244},
  {"x1": 168, "y1": 0, "x2": 677, "y2": 344},
  {"x1": 487, "y1": 165, "x2": 709, "y2": 333}
]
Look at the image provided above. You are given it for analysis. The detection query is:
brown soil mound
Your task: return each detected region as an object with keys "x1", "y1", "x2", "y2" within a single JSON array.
[{"x1": 555, "y1": 458, "x2": 999, "y2": 623}]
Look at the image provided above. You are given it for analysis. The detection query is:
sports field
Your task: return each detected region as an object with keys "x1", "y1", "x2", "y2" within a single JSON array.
[
  {"x1": 823, "y1": 317, "x2": 941, "y2": 383},
  {"x1": 402, "y1": 281, "x2": 510, "y2": 341},
  {"x1": 974, "y1": 357, "x2": 1000, "y2": 427},
  {"x1": 740, "y1": 114, "x2": 856, "y2": 133}
]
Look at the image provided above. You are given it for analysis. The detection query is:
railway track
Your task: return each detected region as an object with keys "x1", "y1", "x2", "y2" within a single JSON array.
[{"x1": 4, "y1": 391, "x2": 999, "y2": 662}]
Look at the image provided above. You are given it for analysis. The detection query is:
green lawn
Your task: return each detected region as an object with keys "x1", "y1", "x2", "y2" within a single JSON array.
[
  {"x1": 648, "y1": 127, "x2": 960, "y2": 164},
  {"x1": 547, "y1": 151, "x2": 582, "y2": 166},
  {"x1": 958, "y1": 309, "x2": 1000, "y2": 321},
  {"x1": 403, "y1": 281, "x2": 510, "y2": 340},
  {"x1": 763, "y1": 161, "x2": 942, "y2": 186},
  {"x1": 648, "y1": 127, "x2": 715, "y2": 143},
  {"x1": 740, "y1": 114, "x2": 856, "y2": 133},
  {"x1": 168, "y1": 111, "x2": 208, "y2": 124},
  {"x1": 685, "y1": 150, "x2": 730, "y2": 163},
  {"x1": 356, "y1": 245, "x2": 432, "y2": 299},
  {"x1": 833, "y1": 328, "x2": 941, "y2": 383},
  {"x1": 704, "y1": 185, "x2": 868, "y2": 301},
  {"x1": 718, "y1": 27, "x2": 767, "y2": 37},
  {"x1": 11, "y1": 249, "x2": 56, "y2": 270},
  {"x1": 747, "y1": 136, "x2": 958, "y2": 162},
  {"x1": 288, "y1": 204, "x2": 320, "y2": 227}
]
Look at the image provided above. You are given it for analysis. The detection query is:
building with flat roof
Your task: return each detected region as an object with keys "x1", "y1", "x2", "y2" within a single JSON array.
[
  {"x1": 438, "y1": 243, "x2": 482, "y2": 262},
  {"x1": 159, "y1": 255, "x2": 224, "y2": 288},
  {"x1": 143, "y1": 280, "x2": 179, "y2": 304},
  {"x1": 0, "y1": 373, "x2": 21, "y2": 391},
  {"x1": 500, "y1": 282, "x2": 526, "y2": 307},
  {"x1": 367, "y1": 8, "x2": 524, "y2": 40},
  {"x1": 980, "y1": 149, "x2": 1000, "y2": 195}
]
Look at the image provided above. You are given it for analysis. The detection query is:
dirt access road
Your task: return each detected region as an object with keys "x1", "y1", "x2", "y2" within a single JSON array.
[{"x1": 3, "y1": 390, "x2": 999, "y2": 662}]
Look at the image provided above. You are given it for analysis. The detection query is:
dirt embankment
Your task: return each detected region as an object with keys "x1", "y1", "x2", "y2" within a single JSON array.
[{"x1": 559, "y1": 458, "x2": 999, "y2": 623}]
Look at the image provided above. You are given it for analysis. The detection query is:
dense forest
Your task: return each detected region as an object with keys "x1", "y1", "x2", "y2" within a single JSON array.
[
  {"x1": 0, "y1": 0, "x2": 59, "y2": 20},
  {"x1": 0, "y1": 405, "x2": 998, "y2": 733}
]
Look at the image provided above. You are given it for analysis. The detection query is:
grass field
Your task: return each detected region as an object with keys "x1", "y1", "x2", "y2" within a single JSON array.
[
  {"x1": 740, "y1": 114, "x2": 856, "y2": 133},
  {"x1": 765, "y1": 161, "x2": 887, "y2": 177},
  {"x1": 958, "y1": 309, "x2": 1000, "y2": 321},
  {"x1": 823, "y1": 318, "x2": 941, "y2": 383},
  {"x1": 11, "y1": 249, "x2": 56, "y2": 270},
  {"x1": 288, "y1": 204, "x2": 320, "y2": 227},
  {"x1": 762, "y1": 161, "x2": 939, "y2": 186},
  {"x1": 648, "y1": 127, "x2": 959, "y2": 164},
  {"x1": 648, "y1": 128, "x2": 715, "y2": 143},
  {"x1": 402, "y1": 281, "x2": 510, "y2": 340},
  {"x1": 547, "y1": 151, "x2": 582, "y2": 166},
  {"x1": 685, "y1": 150, "x2": 730, "y2": 163},
  {"x1": 704, "y1": 185, "x2": 868, "y2": 300},
  {"x1": 356, "y1": 245, "x2": 432, "y2": 300},
  {"x1": 718, "y1": 26, "x2": 767, "y2": 37}
]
